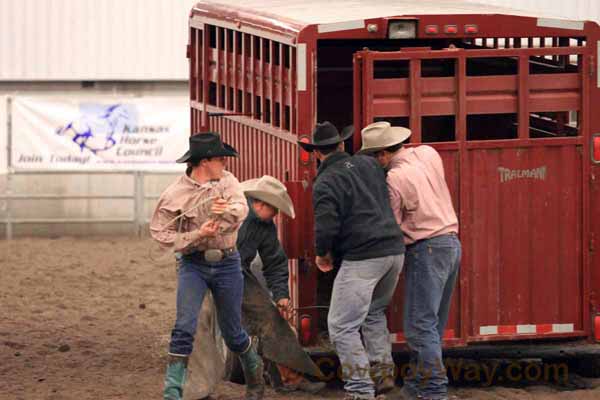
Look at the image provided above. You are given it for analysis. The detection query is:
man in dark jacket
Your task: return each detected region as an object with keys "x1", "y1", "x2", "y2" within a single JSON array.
[
  {"x1": 298, "y1": 122, "x2": 405, "y2": 400},
  {"x1": 237, "y1": 175, "x2": 326, "y2": 394}
]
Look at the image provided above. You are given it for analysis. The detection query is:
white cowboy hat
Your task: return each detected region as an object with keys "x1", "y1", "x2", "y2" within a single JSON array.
[
  {"x1": 359, "y1": 121, "x2": 412, "y2": 154},
  {"x1": 241, "y1": 175, "x2": 295, "y2": 219}
]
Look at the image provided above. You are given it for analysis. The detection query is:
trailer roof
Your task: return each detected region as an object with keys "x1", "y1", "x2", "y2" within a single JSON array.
[{"x1": 193, "y1": 0, "x2": 579, "y2": 29}]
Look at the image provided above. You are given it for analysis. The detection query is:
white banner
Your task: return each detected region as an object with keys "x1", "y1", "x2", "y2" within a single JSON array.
[{"x1": 11, "y1": 96, "x2": 190, "y2": 172}]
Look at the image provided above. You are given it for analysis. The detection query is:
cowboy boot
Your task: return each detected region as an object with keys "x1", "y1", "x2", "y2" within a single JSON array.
[
  {"x1": 371, "y1": 361, "x2": 396, "y2": 395},
  {"x1": 163, "y1": 354, "x2": 188, "y2": 400},
  {"x1": 238, "y1": 337, "x2": 265, "y2": 400}
]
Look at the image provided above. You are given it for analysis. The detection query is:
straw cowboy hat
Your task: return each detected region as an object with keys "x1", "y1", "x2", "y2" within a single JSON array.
[
  {"x1": 241, "y1": 175, "x2": 296, "y2": 219},
  {"x1": 359, "y1": 121, "x2": 412, "y2": 154},
  {"x1": 176, "y1": 132, "x2": 238, "y2": 163},
  {"x1": 297, "y1": 121, "x2": 354, "y2": 152}
]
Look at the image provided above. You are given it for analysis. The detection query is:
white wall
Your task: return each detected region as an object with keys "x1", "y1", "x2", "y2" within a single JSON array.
[
  {"x1": 1, "y1": 0, "x2": 597, "y2": 82},
  {"x1": 468, "y1": 0, "x2": 600, "y2": 23},
  {"x1": 0, "y1": 0, "x2": 198, "y2": 81}
]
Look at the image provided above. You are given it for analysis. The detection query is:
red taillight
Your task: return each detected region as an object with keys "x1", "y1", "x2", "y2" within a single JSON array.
[
  {"x1": 300, "y1": 315, "x2": 312, "y2": 345},
  {"x1": 425, "y1": 25, "x2": 439, "y2": 35},
  {"x1": 593, "y1": 135, "x2": 600, "y2": 163},
  {"x1": 444, "y1": 25, "x2": 458, "y2": 34},
  {"x1": 299, "y1": 136, "x2": 311, "y2": 164},
  {"x1": 465, "y1": 24, "x2": 479, "y2": 34},
  {"x1": 595, "y1": 315, "x2": 600, "y2": 342}
]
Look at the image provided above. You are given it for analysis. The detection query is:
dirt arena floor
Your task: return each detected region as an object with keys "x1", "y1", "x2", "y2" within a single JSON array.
[{"x1": 2, "y1": 238, "x2": 600, "y2": 400}]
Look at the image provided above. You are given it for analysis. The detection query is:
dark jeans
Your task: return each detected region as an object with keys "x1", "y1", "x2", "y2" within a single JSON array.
[
  {"x1": 169, "y1": 252, "x2": 249, "y2": 356},
  {"x1": 403, "y1": 234, "x2": 461, "y2": 400}
]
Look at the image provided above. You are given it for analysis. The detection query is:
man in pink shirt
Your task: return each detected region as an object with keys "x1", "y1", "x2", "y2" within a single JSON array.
[{"x1": 360, "y1": 122, "x2": 462, "y2": 400}]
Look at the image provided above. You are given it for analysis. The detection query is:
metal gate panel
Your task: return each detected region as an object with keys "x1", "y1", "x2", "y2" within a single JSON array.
[
  {"x1": 466, "y1": 144, "x2": 584, "y2": 341},
  {"x1": 354, "y1": 39, "x2": 590, "y2": 344}
]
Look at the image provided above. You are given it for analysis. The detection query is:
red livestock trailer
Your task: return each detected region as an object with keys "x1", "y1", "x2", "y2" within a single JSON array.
[{"x1": 187, "y1": 0, "x2": 600, "y2": 358}]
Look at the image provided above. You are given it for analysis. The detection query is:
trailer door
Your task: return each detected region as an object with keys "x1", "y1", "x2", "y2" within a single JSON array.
[{"x1": 353, "y1": 41, "x2": 589, "y2": 344}]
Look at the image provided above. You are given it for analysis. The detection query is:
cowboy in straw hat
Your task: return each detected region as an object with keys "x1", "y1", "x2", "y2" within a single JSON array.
[
  {"x1": 299, "y1": 121, "x2": 406, "y2": 400},
  {"x1": 150, "y1": 131, "x2": 265, "y2": 400},
  {"x1": 360, "y1": 121, "x2": 461, "y2": 400},
  {"x1": 236, "y1": 175, "x2": 326, "y2": 394}
]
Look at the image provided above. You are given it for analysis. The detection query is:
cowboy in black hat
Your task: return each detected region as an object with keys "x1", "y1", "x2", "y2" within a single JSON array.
[
  {"x1": 299, "y1": 122, "x2": 405, "y2": 400},
  {"x1": 150, "y1": 132, "x2": 265, "y2": 400}
]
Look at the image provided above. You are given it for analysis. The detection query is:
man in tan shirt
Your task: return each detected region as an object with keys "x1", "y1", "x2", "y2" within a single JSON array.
[
  {"x1": 360, "y1": 122, "x2": 461, "y2": 400},
  {"x1": 150, "y1": 132, "x2": 264, "y2": 400}
]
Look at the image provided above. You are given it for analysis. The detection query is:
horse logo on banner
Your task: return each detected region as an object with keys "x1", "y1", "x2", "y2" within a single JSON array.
[{"x1": 56, "y1": 103, "x2": 137, "y2": 154}]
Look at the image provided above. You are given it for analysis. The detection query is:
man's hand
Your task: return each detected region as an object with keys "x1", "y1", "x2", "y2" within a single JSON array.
[
  {"x1": 198, "y1": 219, "x2": 220, "y2": 238},
  {"x1": 276, "y1": 298, "x2": 292, "y2": 320},
  {"x1": 211, "y1": 198, "x2": 230, "y2": 215},
  {"x1": 315, "y1": 253, "x2": 334, "y2": 272}
]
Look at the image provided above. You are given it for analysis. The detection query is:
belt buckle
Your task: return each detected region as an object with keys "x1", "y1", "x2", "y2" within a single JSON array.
[{"x1": 204, "y1": 249, "x2": 224, "y2": 263}]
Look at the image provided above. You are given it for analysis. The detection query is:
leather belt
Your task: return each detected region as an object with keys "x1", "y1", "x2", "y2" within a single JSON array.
[{"x1": 186, "y1": 247, "x2": 237, "y2": 264}]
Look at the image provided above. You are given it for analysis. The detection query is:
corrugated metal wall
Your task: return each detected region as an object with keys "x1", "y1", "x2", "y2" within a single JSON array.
[
  {"x1": 467, "y1": 0, "x2": 600, "y2": 23},
  {"x1": 0, "y1": 0, "x2": 598, "y2": 81},
  {"x1": 0, "y1": 0, "x2": 197, "y2": 81}
]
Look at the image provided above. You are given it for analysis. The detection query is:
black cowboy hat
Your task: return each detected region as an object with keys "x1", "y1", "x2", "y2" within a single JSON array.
[
  {"x1": 176, "y1": 132, "x2": 238, "y2": 163},
  {"x1": 297, "y1": 121, "x2": 354, "y2": 152}
]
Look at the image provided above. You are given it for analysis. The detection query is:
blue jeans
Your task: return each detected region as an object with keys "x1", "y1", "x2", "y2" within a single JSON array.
[
  {"x1": 169, "y1": 252, "x2": 250, "y2": 356},
  {"x1": 403, "y1": 234, "x2": 461, "y2": 400},
  {"x1": 328, "y1": 254, "x2": 404, "y2": 399}
]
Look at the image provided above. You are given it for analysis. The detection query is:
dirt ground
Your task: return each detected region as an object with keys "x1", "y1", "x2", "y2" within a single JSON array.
[{"x1": 2, "y1": 238, "x2": 600, "y2": 400}]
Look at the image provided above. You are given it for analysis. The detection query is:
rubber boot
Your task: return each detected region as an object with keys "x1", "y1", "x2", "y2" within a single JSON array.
[
  {"x1": 238, "y1": 337, "x2": 265, "y2": 400},
  {"x1": 163, "y1": 354, "x2": 188, "y2": 400}
]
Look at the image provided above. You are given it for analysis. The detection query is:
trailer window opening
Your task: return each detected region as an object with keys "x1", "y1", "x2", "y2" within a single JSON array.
[
  {"x1": 530, "y1": 111, "x2": 579, "y2": 138},
  {"x1": 467, "y1": 114, "x2": 518, "y2": 140},
  {"x1": 374, "y1": 60, "x2": 409, "y2": 79},
  {"x1": 467, "y1": 57, "x2": 518, "y2": 76},
  {"x1": 422, "y1": 116, "x2": 456, "y2": 142},
  {"x1": 422, "y1": 59, "x2": 455, "y2": 78}
]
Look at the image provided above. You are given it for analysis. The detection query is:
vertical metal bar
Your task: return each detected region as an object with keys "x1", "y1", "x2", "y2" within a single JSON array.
[
  {"x1": 353, "y1": 51, "x2": 364, "y2": 151},
  {"x1": 190, "y1": 28, "x2": 196, "y2": 102},
  {"x1": 216, "y1": 27, "x2": 222, "y2": 108},
  {"x1": 363, "y1": 53, "x2": 374, "y2": 125},
  {"x1": 196, "y1": 29, "x2": 202, "y2": 103},
  {"x1": 514, "y1": 37, "x2": 521, "y2": 49},
  {"x1": 290, "y1": 46, "x2": 297, "y2": 135},
  {"x1": 580, "y1": 42, "x2": 591, "y2": 338},
  {"x1": 201, "y1": 24, "x2": 210, "y2": 130},
  {"x1": 270, "y1": 41, "x2": 276, "y2": 127},
  {"x1": 241, "y1": 33, "x2": 247, "y2": 114},
  {"x1": 410, "y1": 58, "x2": 422, "y2": 142},
  {"x1": 5, "y1": 97, "x2": 12, "y2": 240},
  {"x1": 224, "y1": 29, "x2": 230, "y2": 110},
  {"x1": 518, "y1": 55, "x2": 530, "y2": 139},
  {"x1": 457, "y1": 54, "x2": 467, "y2": 142},
  {"x1": 279, "y1": 43, "x2": 284, "y2": 129},
  {"x1": 233, "y1": 30, "x2": 238, "y2": 112},
  {"x1": 457, "y1": 52, "x2": 469, "y2": 343},
  {"x1": 261, "y1": 39, "x2": 266, "y2": 123},
  {"x1": 251, "y1": 35, "x2": 257, "y2": 118},
  {"x1": 133, "y1": 171, "x2": 145, "y2": 237},
  {"x1": 559, "y1": 37, "x2": 569, "y2": 67}
]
